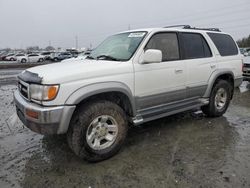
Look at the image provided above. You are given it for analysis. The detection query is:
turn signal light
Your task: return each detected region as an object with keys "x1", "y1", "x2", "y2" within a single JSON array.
[
  {"x1": 26, "y1": 109, "x2": 39, "y2": 119},
  {"x1": 47, "y1": 86, "x2": 58, "y2": 100}
]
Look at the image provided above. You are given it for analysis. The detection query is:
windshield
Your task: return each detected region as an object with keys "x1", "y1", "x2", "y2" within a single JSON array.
[{"x1": 89, "y1": 31, "x2": 147, "y2": 61}]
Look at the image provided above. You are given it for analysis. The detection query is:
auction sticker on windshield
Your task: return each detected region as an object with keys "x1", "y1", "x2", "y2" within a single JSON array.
[{"x1": 128, "y1": 32, "x2": 146, "y2": 38}]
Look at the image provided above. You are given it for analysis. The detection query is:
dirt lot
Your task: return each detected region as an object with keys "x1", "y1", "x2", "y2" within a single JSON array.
[{"x1": 1, "y1": 78, "x2": 250, "y2": 187}]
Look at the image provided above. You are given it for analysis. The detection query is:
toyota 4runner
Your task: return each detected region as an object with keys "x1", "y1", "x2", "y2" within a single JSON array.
[{"x1": 14, "y1": 26, "x2": 243, "y2": 162}]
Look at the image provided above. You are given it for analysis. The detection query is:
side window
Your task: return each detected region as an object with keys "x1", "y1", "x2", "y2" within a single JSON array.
[
  {"x1": 145, "y1": 33, "x2": 180, "y2": 61},
  {"x1": 207, "y1": 33, "x2": 238, "y2": 56},
  {"x1": 181, "y1": 33, "x2": 212, "y2": 59}
]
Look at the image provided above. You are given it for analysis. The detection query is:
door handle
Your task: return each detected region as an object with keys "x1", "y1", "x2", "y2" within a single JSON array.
[{"x1": 175, "y1": 69, "x2": 183, "y2": 73}]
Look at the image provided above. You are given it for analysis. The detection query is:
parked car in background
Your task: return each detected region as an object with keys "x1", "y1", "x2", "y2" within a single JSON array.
[
  {"x1": 71, "y1": 51, "x2": 79, "y2": 58},
  {"x1": 5, "y1": 54, "x2": 16, "y2": 61},
  {"x1": 243, "y1": 57, "x2": 250, "y2": 81},
  {"x1": 66, "y1": 49, "x2": 79, "y2": 58},
  {"x1": 52, "y1": 52, "x2": 72, "y2": 61},
  {"x1": 0, "y1": 52, "x2": 8, "y2": 60},
  {"x1": 240, "y1": 48, "x2": 249, "y2": 56},
  {"x1": 40, "y1": 52, "x2": 52, "y2": 60},
  {"x1": 16, "y1": 54, "x2": 45, "y2": 63},
  {"x1": 16, "y1": 54, "x2": 27, "y2": 63},
  {"x1": 7, "y1": 53, "x2": 26, "y2": 61},
  {"x1": 62, "y1": 53, "x2": 87, "y2": 63},
  {"x1": 3, "y1": 53, "x2": 15, "y2": 61}
]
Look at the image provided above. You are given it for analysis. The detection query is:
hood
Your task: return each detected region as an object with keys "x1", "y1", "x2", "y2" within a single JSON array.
[
  {"x1": 22, "y1": 59, "x2": 131, "y2": 84},
  {"x1": 61, "y1": 56, "x2": 86, "y2": 63}
]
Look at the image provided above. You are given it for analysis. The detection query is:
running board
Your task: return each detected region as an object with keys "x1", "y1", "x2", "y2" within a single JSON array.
[{"x1": 132, "y1": 98, "x2": 209, "y2": 125}]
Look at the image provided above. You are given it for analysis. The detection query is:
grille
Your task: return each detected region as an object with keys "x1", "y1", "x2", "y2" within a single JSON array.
[{"x1": 18, "y1": 80, "x2": 29, "y2": 99}]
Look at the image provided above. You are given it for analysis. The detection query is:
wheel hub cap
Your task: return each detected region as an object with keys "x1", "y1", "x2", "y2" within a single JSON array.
[
  {"x1": 86, "y1": 115, "x2": 118, "y2": 150},
  {"x1": 214, "y1": 88, "x2": 227, "y2": 110}
]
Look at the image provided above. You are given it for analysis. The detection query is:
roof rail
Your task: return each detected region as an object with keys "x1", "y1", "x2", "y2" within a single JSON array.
[
  {"x1": 164, "y1": 25, "x2": 191, "y2": 29},
  {"x1": 163, "y1": 25, "x2": 221, "y2": 32},
  {"x1": 184, "y1": 26, "x2": 221, "y2": 32}
]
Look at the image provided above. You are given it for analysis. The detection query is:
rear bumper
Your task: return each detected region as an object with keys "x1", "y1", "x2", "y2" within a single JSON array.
[{"x1": 14, "y1": 91, "x2": 75, "y2": 135}]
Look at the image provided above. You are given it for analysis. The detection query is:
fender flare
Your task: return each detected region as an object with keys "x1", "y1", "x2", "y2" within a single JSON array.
[
  {"x1": 65, "y1": 81, "x2": 137, "y2": 116},
  {"x1": 203, "y1": 69, "x2": 234, "y2": 98}
]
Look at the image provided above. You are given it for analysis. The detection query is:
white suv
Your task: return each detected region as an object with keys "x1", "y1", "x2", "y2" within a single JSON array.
[{"x1": 14, "y1": 26, "x2": 243, "y2": 162}]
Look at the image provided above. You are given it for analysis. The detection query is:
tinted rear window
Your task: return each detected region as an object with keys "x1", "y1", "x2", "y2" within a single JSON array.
[
  {"x1": 181, "y1": 33, "x2": 212, "y2": 59},
  {"x1": 207, "y1": 33, "x2": 238, "y2": 56}
]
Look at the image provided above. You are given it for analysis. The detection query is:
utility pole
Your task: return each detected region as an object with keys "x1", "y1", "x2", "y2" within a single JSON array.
[
  {"x1": 75, "y1": 35, "x2": 78, "y2": 49},
  {"x1": 128, "y1": 24, "x2": 131, "y2": 30},
  {"x1": 49, "y1": 40, "x2": 51, "y2": 46}
]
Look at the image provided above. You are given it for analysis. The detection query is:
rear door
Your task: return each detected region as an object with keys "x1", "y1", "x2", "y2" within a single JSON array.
[{"x1": 179, "y1": 32, "x2": 215, "y2": 98}]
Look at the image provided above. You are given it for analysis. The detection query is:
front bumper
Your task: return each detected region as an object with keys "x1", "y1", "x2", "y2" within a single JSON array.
[{"x1": 14, "y1": 91, "x2": 75, "y2": 135}]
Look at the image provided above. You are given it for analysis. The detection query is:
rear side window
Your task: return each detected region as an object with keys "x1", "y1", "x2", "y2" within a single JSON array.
[
  {"x1": 181, "y1": 33, "x2": 212, "y2": 59},
  {"x1": 145, "y1": 32, "x2": 180, "y2": 61},
  {"x1": 207, "y1": 33, "x2": 238, "y2": 56}
]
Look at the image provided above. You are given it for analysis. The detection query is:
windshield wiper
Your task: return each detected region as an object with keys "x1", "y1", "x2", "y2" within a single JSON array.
[{"x1": 96, "y1": 55, "x2": 119, "y2": 61}]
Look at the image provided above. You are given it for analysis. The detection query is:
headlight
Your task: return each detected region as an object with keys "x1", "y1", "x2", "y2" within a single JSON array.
[{"x1": 30, "y1": 84, "x2": 59, "y2": 101}]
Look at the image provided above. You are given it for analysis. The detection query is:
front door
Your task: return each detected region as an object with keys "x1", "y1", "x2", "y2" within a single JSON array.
[{"x1": 134, "y1": 32, "x2": 187, "y2": 110}]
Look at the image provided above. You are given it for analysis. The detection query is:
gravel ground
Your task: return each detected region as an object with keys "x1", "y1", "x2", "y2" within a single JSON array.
[{"x1": 0, "y1": 75, "x2": 250, "y2": 188}]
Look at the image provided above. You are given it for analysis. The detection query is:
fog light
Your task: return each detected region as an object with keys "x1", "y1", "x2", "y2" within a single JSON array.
[{"x1": 26, "y1": 109, "x2": 39, "y2": 119}]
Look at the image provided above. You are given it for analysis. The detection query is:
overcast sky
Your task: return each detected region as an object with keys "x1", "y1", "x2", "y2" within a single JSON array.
[{"x1": 0, "y1": 0, "x2": 250, "y2": 49}]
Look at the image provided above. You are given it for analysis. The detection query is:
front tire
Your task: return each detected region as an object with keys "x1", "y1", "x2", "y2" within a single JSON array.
[
  {"x1": 201, "y1": 80, "x2": 232, "y2": 117},
  {"x1": 67, "y1": 100, "x2": 128, "y2": 162},
  {"x1": 38, "y1": 58, "x2": 44, "y2": 62},
  {"x1": 21, "y1": 59, "x2": 27, "y2": 63}
]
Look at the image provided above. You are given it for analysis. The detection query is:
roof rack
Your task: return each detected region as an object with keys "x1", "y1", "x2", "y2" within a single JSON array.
[{"x1": 164, "y1": 25, "x2": 221, "y2": 32}]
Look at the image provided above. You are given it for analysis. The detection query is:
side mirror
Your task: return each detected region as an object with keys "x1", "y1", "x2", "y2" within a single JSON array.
[{"x1": 142, "y1": 49, "x2": 162, "y2": 64}]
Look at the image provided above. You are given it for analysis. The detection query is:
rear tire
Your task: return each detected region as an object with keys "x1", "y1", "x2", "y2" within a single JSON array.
[
  {"x1": 38, "y1": 58, "x2": 44, "y2": 62},
  {"x1": 67, "y1": 100, "x2": 128, "y2": 162},
  {"x1": 201, "y1": 80, "x2": 232, "y2": 117}
]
